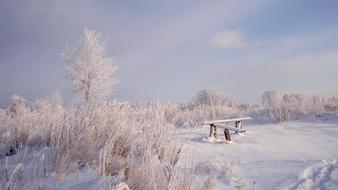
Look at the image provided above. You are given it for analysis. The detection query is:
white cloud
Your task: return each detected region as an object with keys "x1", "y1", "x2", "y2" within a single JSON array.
[{"x1": 210, "y1": 30, "x2": 247, "y2": 49}]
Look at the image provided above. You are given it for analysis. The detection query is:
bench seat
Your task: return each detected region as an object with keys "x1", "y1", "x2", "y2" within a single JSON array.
[{"x1": 203, "y1": 117, "x2": 251, "y2": 142}]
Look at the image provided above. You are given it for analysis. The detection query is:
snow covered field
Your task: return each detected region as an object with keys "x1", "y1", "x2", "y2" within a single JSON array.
[
  {"x1": 1, "y1": 117, "x2": 338, "y2": 190},
  {"x1": 181, "y1": 120, "x2": 338, "y2": 190},
  {"x1": 1, "y1": 92, "x2": 338, "y2": 189}
]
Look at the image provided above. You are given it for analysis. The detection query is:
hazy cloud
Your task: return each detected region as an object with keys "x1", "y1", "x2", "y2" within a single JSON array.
[{"x1": 210, "y1": 30, "x2": 247, "y2": 49}]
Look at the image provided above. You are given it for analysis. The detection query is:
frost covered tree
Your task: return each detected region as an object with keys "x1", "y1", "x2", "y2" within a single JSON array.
[
  {"x1": 261, "y1": 90, "x2": 282, "y2": 122},
  {"x1": 63, "y1": 28, "x2": 118, "y2": 103},
  {"x1": 261, "y1": 90, "x2": 280, "y2": 108},
  {"x1": 194, "y1": 89, "x2": 235, "y2": 107},
  {"x1": 281, "y1": 93, "x2": 305, "y2": 120}
]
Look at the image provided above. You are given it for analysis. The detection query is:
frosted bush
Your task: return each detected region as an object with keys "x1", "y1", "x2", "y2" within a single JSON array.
[
  {"x1": 114, "y1": 182, "x2": 130, "y2": 190},
  {"x1": 258, "y1": 91, "x2": 338, "y2": 123},
  {"x1": 169, "y1": 104, "x2": 240, "y2": 128},
  {"x1": 168, "y1": 90, "x2": 239, "y2": 128},
  {"x1": 0, "y1": 98, "x2": 191, "y2": 190},
  {"x1": 325, "y1": 96, "x2": 338, "y2": 113},
  {"x1": 304, "y1": 95, "x2": 326, "y2": 117},
  {"x1": 0, "y1": 95, "x2": 33, "y2": 157},
  {"x1": 7, "y1": 95, "x2": 30, "y2": 118}
]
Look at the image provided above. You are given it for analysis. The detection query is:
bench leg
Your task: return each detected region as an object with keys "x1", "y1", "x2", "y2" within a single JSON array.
[
  {"x1": 209, "y1": 125, "x2": 213, "y2": 137},
  {"x1": 235, "y1": 121, "x2": 239, "y2": 134},
  {"x1": 224, "y1": 129, "x2": 231, "y2": 141},
  {"x1": 213, "y1": 125, "x2": 217, "y2": 138},
  {"x1": 235, "y1": 121, "x2": 243, "y2": 134}
]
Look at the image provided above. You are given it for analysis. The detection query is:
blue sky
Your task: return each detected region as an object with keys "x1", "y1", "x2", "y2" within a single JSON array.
[{"x1": 1, "y1": 0, "x2": 338, "y2": 105}]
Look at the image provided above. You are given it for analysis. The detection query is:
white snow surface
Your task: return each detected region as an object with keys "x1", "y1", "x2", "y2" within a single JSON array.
[
  {"x1": 0, "y1": 148, "x2": 118, "y2": 190},
  {"x1": 181, "y1": 121, "x2": 338, "y2": 190},
  {"x1": 1, "y1": 120, "x2": 338, "y2": 190}
]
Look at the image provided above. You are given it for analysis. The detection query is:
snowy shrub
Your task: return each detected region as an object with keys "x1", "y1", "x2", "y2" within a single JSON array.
[
  {"x1": 168, "y1": 90, "x2": 239, "y2": 127},
  {"x1": 200, "y1": 176, "x2": 216, "y2": 190},
  {"x1": 304, "y1": 95, "x2": 326, "y2": 117},
  {"x1": 0, "y1": 95, "x2": 33, "y2": 157},
  {"x1": 0, "y1": 98, "x2": 191, "y2": 190},
  {"x1": 325, "y1": 96, "x2": 338, "y2": 113},
  {"x1": 163, "y1": 103, "x2": 180, "y2": 124},
  {"x1": 258, "y1": 91, "x2": 338, "y2": 123},
  {"x1": 114, "y1": 183, "x2": 130, "y2": 190},
  {"x1": 169, "y1": 103, "x2": 240, "y2": 128},
  {"x1": 6, "y1": 95, "x2": 30, "y2": 118}
]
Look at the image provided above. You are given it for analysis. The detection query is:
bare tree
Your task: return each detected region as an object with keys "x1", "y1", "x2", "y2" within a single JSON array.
[{"x1": 63, "y1": 28, "x2": 118, "y2": 103}]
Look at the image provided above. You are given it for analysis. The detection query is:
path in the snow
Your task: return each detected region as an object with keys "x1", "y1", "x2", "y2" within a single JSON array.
[
  {"x1": 180, "y1": 121, "x2": 338, "y2": 190},
  {"x1": 281, "y1": 160, "x2": 338, "y2": 190}
]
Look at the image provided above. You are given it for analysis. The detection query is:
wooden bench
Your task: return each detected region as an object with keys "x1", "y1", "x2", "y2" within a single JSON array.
[{"x1": 202, "y1": 117, "x2": 252, "y2": 141}]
